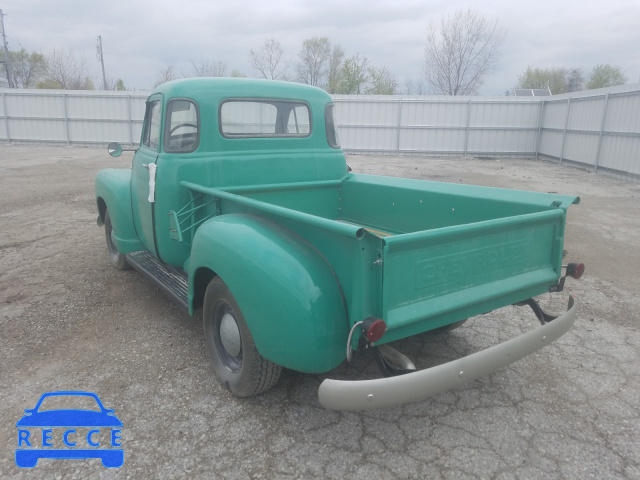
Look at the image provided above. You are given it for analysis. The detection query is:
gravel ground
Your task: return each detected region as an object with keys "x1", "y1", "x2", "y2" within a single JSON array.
[{"x1": 1, "y1": 145, "x2": 639, "y2": 479}]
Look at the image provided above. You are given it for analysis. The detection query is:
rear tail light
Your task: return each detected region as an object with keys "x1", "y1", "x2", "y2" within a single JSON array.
[
  {"x1": 566, "y1": 262, "x2": 585, "y2": 279},
  {"x1": 362, "y1": 317, "x2": 386, "y2": 343}
]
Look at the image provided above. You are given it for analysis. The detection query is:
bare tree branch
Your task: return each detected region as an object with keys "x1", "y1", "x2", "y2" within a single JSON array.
[
  {"x1": 249, "y1": 38, "x2": 290, "y2": 80},
  {"x1": 424, "y1": 9, "x2": 506, "y2": 95},
  {"x1": 296, "y1": 37, "x2": 331, "y2": 86},
  {"x1": 190, "y1": 58, "x2": 228, "y2": 77},
  {"x1": 154, "y1": 65, "x2": 177, "y2": 88},
  {"x1": 43, "y1": 49, "x2": 93, "y2": 90}
]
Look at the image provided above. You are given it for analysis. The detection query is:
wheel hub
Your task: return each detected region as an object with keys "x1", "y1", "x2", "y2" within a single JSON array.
[{"x1": 220, "y1": 312, "x2": 241, "y2": 357}]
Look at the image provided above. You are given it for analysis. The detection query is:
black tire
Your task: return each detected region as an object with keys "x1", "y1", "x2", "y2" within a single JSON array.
[
  {"x1": 203, "y1": 277, "x2": 281, "y2": 397},
  {"x1": 104, "y1": 209, "x2": 131, "y2": 270}
]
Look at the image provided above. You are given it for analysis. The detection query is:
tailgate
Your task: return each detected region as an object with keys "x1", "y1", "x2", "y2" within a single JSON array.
[{"x1": 380, "y1": 209, "x2": 565, "y2": 341}]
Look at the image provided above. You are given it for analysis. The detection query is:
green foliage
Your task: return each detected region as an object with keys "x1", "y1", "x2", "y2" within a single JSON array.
[
  {"x1": 516, "y1": 67, "x2": 584, "y2": 94},
  {"x1": 115, "y1": 79, "x2": 126, "y2": 91},
  {"x1": 1, "y1": 48, "x2": 47, "y2": 88},
  {"x1": 35, "y1": 79, "x2": 63, "y2": 89},
  {"x1": 326, "y1": 45, "x2": 344, "y2": 94},
  {"x1": 366, "y1": 66, "x2": 397, "y2": 95},
  {"x1": 517, "y1": 64, "x2": 629, "y2": 93},
  {"x1": 587, "y1": 64, "x2": 628, "y2": 89},
  {"x1": 336, "y1": 54, "x2": 369, "y2": 94}
]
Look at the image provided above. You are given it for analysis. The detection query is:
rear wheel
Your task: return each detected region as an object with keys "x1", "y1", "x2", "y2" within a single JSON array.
[
  {"x1": 104, "y1": 209, "x2": 131, "y2": 270},
  {"x1": 203, "y1": 277, "x2": 281, "y2": 397}
]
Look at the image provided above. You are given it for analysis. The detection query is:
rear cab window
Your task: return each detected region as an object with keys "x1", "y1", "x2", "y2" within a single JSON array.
[{"x1": 220, "y1": 100, "x2": 311, "y2": 138}]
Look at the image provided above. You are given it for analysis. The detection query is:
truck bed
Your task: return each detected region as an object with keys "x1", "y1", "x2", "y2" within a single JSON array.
[{"x1": 182, "y1": 173, "x2": 579, "y2": 341}]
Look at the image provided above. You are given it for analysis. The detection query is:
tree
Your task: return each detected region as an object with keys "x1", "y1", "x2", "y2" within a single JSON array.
[
  {"x1": 190, "y1": 59, "x2": 228, "y2": 77},
  {"x1": 249, "y1": 37, "x2": 290, "y2": 80},
  {"x1": 326, "y1": 45, "x2": 345, "y2": 94},
  {"x1": 587, "y1": 64, "x2": 628, "y2": 89},
  {"x1": 0, "y1": 48, "x2": 46, "y2": 88},
  {"x1": 229, "y1": 69, "x2": 246, "y2": 78},
  {"x1": 402, "y1": 77, "x2": 426, "y2": 95},
  {"x1": 296, "y1": 36, "x2": 331, "y2": 87},
  {"x1": 336, "y1": 53, "x2": 369, "y2": 94},
  {"x1": 366, "y1": 66, "x2": 397, "y2": 95},
  {"x1": 39, "y1": 49, "x2": 94, "y2": 90},
  {"x1": 115, "y1": 78, "x2": 126, "y2": 91},
  {"x1": 516, "y1": 66, "x2": 584, "y2": 94},
  {"x1": 567, "y1": 68, "x2": 585, "y2": 93},
  {"x1": 424, "y1": 9, "x2": 506, "y2": 95},
  {"x1": 154, "y1": 65, "x2": 177, "y2": 87}
]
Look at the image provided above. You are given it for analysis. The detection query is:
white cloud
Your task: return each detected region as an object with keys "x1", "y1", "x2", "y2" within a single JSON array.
[{"x1": 1, "y1": 0, "x2": 638, "y2": 92}]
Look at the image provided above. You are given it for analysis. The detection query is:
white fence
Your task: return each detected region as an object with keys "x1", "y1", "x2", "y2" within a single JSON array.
[
  {"x1": 333, "y1": 95, "x2": 543, "y2": 157},
  {"x1": 0, "y1": 90, "x2": 147, "y2": 146},
  {"x1": 1, "y1": 84, "x2": 639, "y2": 180}
]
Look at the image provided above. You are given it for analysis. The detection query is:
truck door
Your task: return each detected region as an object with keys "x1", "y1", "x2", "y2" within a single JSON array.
[{"x1": 131, "y1": 96, "x2": 162, "y2": 257}]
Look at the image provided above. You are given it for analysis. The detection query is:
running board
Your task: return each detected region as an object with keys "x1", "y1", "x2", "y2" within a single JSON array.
[{"x1": 126, "y1": 251, "x2": 189, "y2": 310}]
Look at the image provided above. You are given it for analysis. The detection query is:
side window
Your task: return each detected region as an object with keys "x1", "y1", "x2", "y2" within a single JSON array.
[
  {"x1": 164, "y1": 99, "x2": 200, "y2": 153},
  {"x1": 142, "y1": 101, "x2": 161, "y2": 150}
]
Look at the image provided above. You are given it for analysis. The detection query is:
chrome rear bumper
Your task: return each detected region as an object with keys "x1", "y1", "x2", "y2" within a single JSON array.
[{"x1": 319, "y1": 296, "x2": 577, "y2": 411}]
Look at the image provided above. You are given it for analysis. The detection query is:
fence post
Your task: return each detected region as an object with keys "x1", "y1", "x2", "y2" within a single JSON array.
[
  {"x1": 535, "y1": 99, "x2": 545, "y2": 160},
  {"x1": 62, "y1": 93, "x2": 71, "y2": 145},
  {"x1": 559, "y1": 98, "x2": 571, "y2": 165},
  {"x1": 2, "y1": 90, "x2": 10, "y2": 142},
  {"x1": 127, "y1": 94, "x2": 134, "y2": 146},
  {"x1": 395, "y1": 98, "x2": 403, "y2": 156},
  {"x1": 594, "y1": 93, "x2": 610, "y2": 173},
  {"x1": 464, "y1": 98, "x2": 472, "y2": 156}
]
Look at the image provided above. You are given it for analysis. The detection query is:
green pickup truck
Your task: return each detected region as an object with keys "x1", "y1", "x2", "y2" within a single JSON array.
[{"x1": 96, "y1": 78, "x2": 584, "y2": 411}]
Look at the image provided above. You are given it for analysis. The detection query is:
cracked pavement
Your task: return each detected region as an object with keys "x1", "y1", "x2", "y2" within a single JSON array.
[{"x1": 1, "y1": 145, "x2": 639, "y2": 479}]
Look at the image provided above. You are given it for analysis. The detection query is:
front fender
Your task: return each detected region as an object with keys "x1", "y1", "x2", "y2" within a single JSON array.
[
  {"x1": 189, "y1": 214, "x2": 348, "y2": 373},
  {"x1": 95, "y1": 168, "x2": 143, "y2": 254}
]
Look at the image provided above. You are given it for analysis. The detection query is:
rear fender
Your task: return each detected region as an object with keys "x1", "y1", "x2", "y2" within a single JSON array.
[
  {"x1": 95, "y1": 168, "x2": 143, "y2": 254},
  {"x1": 189, "y1": 214, "x2": 348, "y2": 373}
]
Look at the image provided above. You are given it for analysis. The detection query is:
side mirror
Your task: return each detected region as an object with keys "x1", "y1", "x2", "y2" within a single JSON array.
[{"x1": 108, "y1": 142, "x2": 123, "y2": 158}]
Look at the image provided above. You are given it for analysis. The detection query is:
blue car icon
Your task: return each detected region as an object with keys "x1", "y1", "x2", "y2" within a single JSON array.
[{"x1": 16, "y1": 391, "x2": 123, "y2": 468}]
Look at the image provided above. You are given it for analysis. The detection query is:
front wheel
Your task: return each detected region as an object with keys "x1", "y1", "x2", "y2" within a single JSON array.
[
  {"x1": 203, "y1": 277, "x2": 281, "y2": 397},
  {"x1": 104, "y1": 209, "x2": 131, "y2": 270}
]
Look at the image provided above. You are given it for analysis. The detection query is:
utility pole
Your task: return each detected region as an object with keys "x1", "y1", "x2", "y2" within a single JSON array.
[
  {"x1": 96, "y1": 35, "x2": 108, "y2": 90},
  {"x1": 0, "y1": 9, "x2": 14, "y2": 88}
]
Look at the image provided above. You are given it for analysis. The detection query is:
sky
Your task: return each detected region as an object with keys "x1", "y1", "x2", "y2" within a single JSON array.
[{"x1": 1, "y1": 0, "x2": 639, "y2": 94}]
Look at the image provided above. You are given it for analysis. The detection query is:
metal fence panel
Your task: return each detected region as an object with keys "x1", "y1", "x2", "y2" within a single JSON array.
[
  {"x1": 538, "y1": 129, "x2": 564, "y2": 159},
  {"x1": 1, "y1": 85, "x2": 639, "y2": 180},
  {"x1": 600, "y1": 135, "x2": 640, "y2": 175}
]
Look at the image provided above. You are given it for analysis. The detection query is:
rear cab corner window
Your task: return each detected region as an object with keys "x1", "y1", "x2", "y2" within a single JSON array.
[
  {"x1": 325, "y1": 104, "x2": 340, "y2": 149},
  {"x1": 219, "y1": 99, "x2": 311, "y2": 138},
  {"x1": 164, "y1": 99, "x2": 200, "y2": 153}
]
